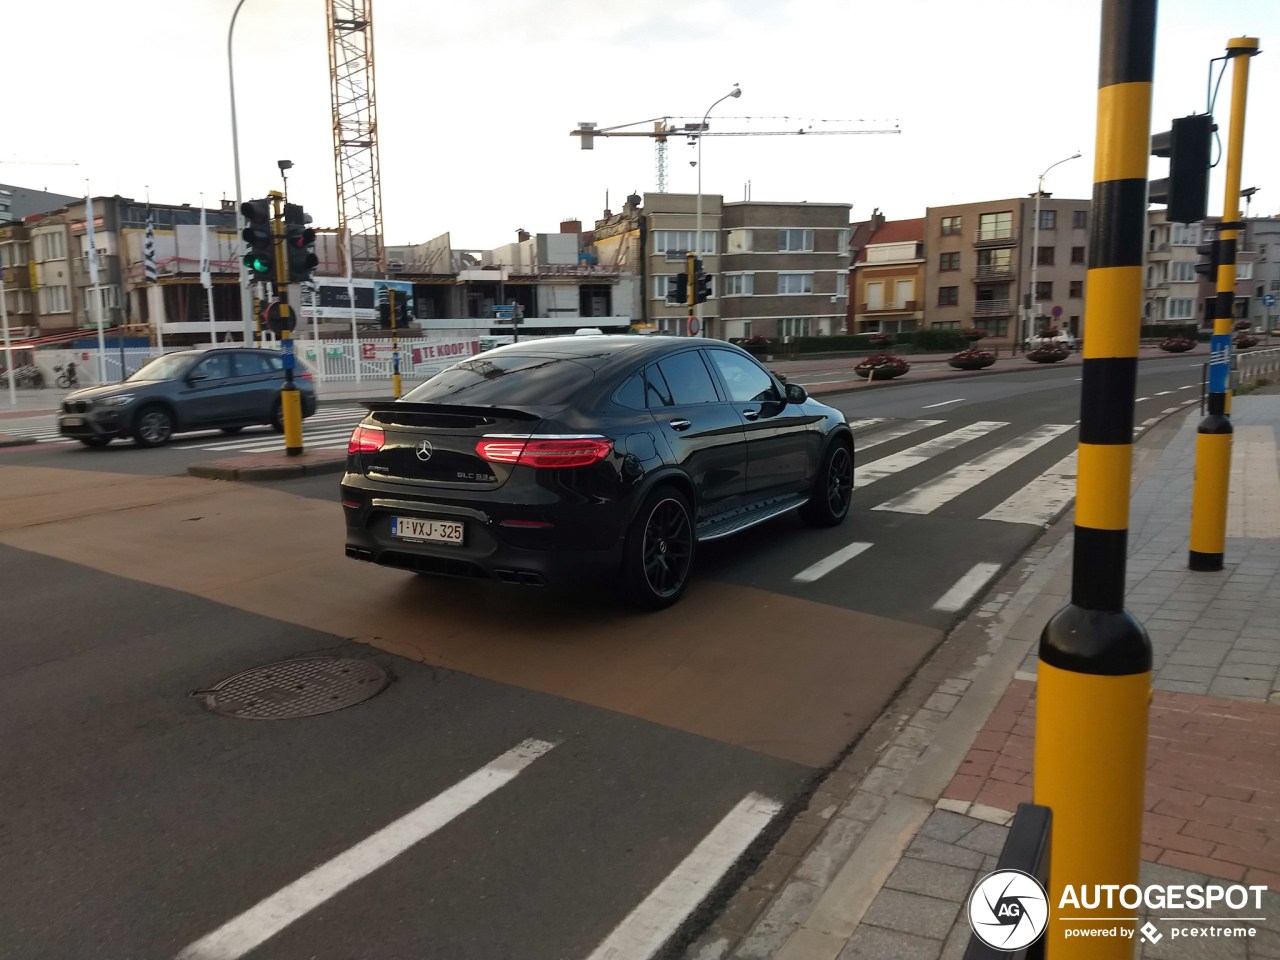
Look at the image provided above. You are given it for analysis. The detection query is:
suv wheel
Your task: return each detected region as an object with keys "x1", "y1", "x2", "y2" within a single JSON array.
[
  {"x1": 800, "y1": 439, "x2": 853, "y2": 527},
  {"x1": 623, "y1": 485, "x2": 695, "y2": 609},
  {"x1": 270, "y1": 400, "x2": 284, "y2": 433},
  {"x1": 132, "y1": 405, "x2": 174, "y2": 447}
]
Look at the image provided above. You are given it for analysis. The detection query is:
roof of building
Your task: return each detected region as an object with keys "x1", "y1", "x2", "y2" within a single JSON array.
[{"x1": 855, "y1": 218, "x2": 924, "y2": 262}]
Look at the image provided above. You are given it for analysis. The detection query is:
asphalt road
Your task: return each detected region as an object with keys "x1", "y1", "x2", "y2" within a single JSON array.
[{"x1": 0, "y1": 355, "x2": 1204, "y2": 959}]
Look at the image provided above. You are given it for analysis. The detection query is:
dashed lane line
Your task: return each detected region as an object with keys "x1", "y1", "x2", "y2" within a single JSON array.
[
  {"x1": 792, "y1": 541, "x2": 874, "y2": 583},
  {"x1": 932, "y1": 562, "x2": 1003, "y2": 613}
]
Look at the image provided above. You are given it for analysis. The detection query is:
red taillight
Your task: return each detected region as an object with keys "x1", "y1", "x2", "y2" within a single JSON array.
[
  {"x1": 475, "y1": 436, "x2": 613, "y2": 468},
  {"x1": 348, "y1": 423, "x2": 384, "y2": 454},
  {"x1": 300, "y1": 371, "x2": 314, "y2": 383}
]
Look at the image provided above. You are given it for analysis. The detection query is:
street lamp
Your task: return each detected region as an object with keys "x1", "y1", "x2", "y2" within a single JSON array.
[
  {"x1": 694, "y1": 83, "x2": 741, "y2": 336},
  {"x1": 1026, "y1": 151, "x2": 1081, "y2": 346},
  {"x1": 228, "y1": 0, "x2": 253, "y2": 343}
]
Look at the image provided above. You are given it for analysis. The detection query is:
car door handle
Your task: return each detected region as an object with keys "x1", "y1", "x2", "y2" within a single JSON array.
[
  {"x1": 669, "y1": 418, "x2": 692, "y2": 431},
  {"x1": 742, "y1": 409, "x2": 759, "y2": 421}
]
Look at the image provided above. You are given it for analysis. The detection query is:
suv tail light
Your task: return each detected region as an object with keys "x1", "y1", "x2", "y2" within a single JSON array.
[
  {"x1": 348, "y1": 423, "x2": 384, "y2": 453},
  {"x1": 476, "y1": 435, "x2": 613, "y2": 468}
]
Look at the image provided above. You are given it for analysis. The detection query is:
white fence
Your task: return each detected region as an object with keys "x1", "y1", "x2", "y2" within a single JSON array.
[{"x1": 1236, "y1": 346, "x2": 1280, "y2": 387}]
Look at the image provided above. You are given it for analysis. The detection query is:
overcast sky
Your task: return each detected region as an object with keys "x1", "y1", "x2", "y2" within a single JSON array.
[{"x1": 8, "y1": 0, "x2": 1278, "y2": 249}]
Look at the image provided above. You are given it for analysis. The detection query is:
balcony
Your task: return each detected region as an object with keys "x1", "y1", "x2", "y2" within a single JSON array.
[
  {"x1": 973, "y1": 265, "x2": 1015, "y2": 282},
  {"x1": 973, "y1": 299, "x2": 1014, "y2": 317},
  {"x1": 974, "y1": 230, "x2": 1017, "y2": 248},
  {"x1": 859, "y1": 300, "x2": 918, "y2": 314}
]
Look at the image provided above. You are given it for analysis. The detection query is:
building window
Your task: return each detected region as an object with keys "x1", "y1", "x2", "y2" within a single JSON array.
[
  {"x1": 1038, "y1": 210, "x2": 1056, "y2": 230},
  {"x1": 1069, "y1": 280, "x2": 1083, "y2": 298},
  {"x1": 1171, "y1": 261, "x2": 1197, "y2": 282},
  {"x1": 741, "y1": 320, "x2": 752, "y2": 339},
  {"x1": 894, "y1": 279, "x2": 914, "y2": 307},
  {"x1": 726, "y1": 229, "x2": 752, "y2": 253},
  {"x1": 38, "y1": 231, "x2": 66, "y2": 261},
  {"x1": 866, "y1": 281, "x2": 883, "y2": 309},
  {"x1": 1167, "y1": 298, "x2": 1194, "y2": 320},
  {"x1": 0, "y1": 241, "x2": 31, "y2": 267},
  {"x1": 939, "y1": 252, "x2": 960, "y2": 271},
  {"x1": 4, "y1": 289, "x2": 32, "y2": 314},
  {"x1": 653, "y1": 230, "x2": 715, "y2": 255},
  {"x1": 932, "y1": 320, "x2": 960, "y2": 329},
  {"x1": 975, "y1": 319, "x2": 1008, "y2": 336},
  {"x1": 938, "y1": 285, "x2": 959, "y2": 306},
  {"x1": 1037, "y1": 246, "x2": 1055, "y2": 266},
  {"x1": 1170, "y1": 223, "x2": 1200, "y2": 246},
  {"x1": 723, "y1": 273, "x2": 753, "y2": 296},
  {"x1": 39, "y1": 284, "x2": 70, "y2": 314},
  {"x1": 654, "y1": 275, "x2": 678, "y2": 300},
  {"x1": 940, "y1": 216, "x2": 961, "y2": 236},
  {"x1": 1071, "y1": 246, "x2": 1085, "y2": 264},
  {"x1": 779, "y1": 317, "x2": 811, "y2": 338},
  {"x1": 1035, "y1": 281, "x2": 1053, "y2": 301},
  {"x1": 778, "y1": 229, "x2": 814, "y2": 252},
  {"x1": 978, "y1": 211, "x2": 1013, "y2": 241},
  {"x1": 835, "y1": 273, "x2": 847, "y2": 298},
  {"x1": 977, "y1": 248, "x2": 1012, "y2": 271},
  {"x1": 837, "y1": 228, "x2": 851, "y2": 252},
  {"x1": 1236, "y1": 261, "x2": 1253, "y2": 280},
  {"x1": 1073, "y1": 210, "x2": 1087, "y2": 230},
  {"x1": 777, "y1": 272, "x2": 813, "y2": 295}
]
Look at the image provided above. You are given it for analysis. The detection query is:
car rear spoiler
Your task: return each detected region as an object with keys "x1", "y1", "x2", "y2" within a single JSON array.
[{"x1": 360, "y1": 400, "x2": 543, "y2": 422}]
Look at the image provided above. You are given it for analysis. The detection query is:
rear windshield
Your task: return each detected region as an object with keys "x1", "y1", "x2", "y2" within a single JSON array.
[{"x1": 403, "y1": 355, "x2": 595, "y2": 406}]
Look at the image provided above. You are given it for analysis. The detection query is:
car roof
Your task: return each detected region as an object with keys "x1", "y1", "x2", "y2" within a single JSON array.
[{"x1": 478, "y1": 335, "x2": 731, "y2": 370}]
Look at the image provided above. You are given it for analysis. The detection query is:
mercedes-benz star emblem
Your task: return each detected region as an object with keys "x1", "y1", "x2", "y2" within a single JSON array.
[{"x1": 415, "y1": 440, "x2": 434, "y2": 461}]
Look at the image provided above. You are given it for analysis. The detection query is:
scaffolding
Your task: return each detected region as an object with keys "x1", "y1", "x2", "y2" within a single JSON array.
[{"x1": 327, "y1": 0, "x2": 385, "y2": 275}]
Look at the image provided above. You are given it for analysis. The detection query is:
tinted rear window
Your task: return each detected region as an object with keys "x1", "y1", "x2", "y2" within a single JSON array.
[
  {"x1": 403, "y1": 355, "x2": 595, "y2": 405},
  {"x1": 656, "y1": 351, "x2": 720, "y2": 404}
]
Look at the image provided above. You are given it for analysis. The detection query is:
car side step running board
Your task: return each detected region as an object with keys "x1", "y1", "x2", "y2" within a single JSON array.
[{"x1": 696, "y1": 495, "x2": 809, "y2": 542}]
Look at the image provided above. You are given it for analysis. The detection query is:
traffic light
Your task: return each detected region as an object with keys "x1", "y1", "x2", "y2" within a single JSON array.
[
  {"x1": 396, "y1": 295, "x2": 410, "y2": 327},
  {"x1": 283, "y1": 203, "x2": 318, "y2": 282},
  {"x1": 666, "y1": 273, "x2": 688, "y2": 305},
  {"x1": 378, "y1": 297, "x2": 391, "y2": 327},
  {"x1": 240, "y1": 200, "x2": 275, "y2": 281},
  {"x1": 1195, "y1": 239, "x2": 1219, "y2": 280},
  {"x1": 694, "y1": 258, "x2": 712, "y2": 304},
  {"x1": 1150, "y1": 114, "x2": 1215, "y2": 224},
  {"x1": 260, "y1": 300, "x2": 293, "y2": 335}
]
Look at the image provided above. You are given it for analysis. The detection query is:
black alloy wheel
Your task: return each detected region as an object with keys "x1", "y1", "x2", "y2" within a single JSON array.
[
  {"x1": 132, "y1": 405, "x2": 174, "y2": 447},
  {"x1": 270, "y1": 400, "x2": 285, "y2": 433},
  {"x1": 800, "y1": 440, "x2": 853, "y2": 527},
  {"x1": 624, "y1": 486, "x2": 695, "y2": 609}
]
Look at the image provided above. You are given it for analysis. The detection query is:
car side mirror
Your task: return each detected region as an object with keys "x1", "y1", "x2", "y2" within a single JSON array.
[{"x1": 785, "y1": 382, "x2": 808, "y2": 404}]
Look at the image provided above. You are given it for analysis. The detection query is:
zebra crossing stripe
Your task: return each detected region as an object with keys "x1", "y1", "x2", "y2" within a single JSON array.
[
  {"x1": 980, "y1": 450, "x2": 1079, "y2": 526},
  {"x1": 873, "y1": 424, "x2": 1072, "y2": 515},
  {"x1": 853, "y1": 421, "x2": 1007, "y2": 489},
  {"x1": 856, "y1": 419, "x2": 944, "y2": 453},
  {"x1": 844, "y1": 417, "x2": 886, "y2": 430}
]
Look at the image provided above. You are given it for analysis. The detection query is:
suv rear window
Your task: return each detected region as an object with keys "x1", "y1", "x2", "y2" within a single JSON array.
[{"x1": 404, "y1": 355, "x2": 595, "y2": 405}]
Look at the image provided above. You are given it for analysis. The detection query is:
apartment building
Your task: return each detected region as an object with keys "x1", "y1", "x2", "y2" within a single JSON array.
[
  {"x1": 1143, "y1": 210, "x2": 1262, "y2": 327},
  {"x1": 643, "y1": 193, "x2": 723, "y2": 337},
  {"x1": 925, "y1": 195, "x2": 1090, "y2": 344},
  {"x1": 0, "y1": 183, "x2": 78, "y2": 224},
  {"x1": 850, "y1": 218, "x2": 924, "y2": 334},
  {"x1": 718, "y1": 200, "x2": 851, "y2": 340},
  {"x1": 0, "y1": 221, "x2": 36, "y2": 335},
  {"x1": 1246, "y1": 216, "x2": 1280, "y2": 330}
]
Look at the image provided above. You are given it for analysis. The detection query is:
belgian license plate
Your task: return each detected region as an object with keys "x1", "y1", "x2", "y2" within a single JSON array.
[
  {"x1": 390, "y1": 516, "x2": 464, "y2": 545},
  {"x1": 62, "y1": 416, "x2": 84, "y2": 426}
]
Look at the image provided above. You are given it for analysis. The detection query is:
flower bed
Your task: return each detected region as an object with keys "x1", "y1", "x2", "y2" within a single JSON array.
[
  {"x1": 1026, "y1": 344, "x2": 1070, "y2": 363},
  {"x1": 959, "y1": 328, "x2": 987, "y2": 343},
  {"x1": 853, "y1": 353, "x2": 910, "y2": 380},
  {"x1": 948, "y1": 348, "x2": 996, "y2": 370},
  {"x1": 1159, "y1": 337, "x2": 1196, "y2": 353},
  {"x1": 1234, "y1": 320, "x2": 1253, "y2": 332},
  {"x1": 867, "y1": 333, "x2": 896, "y2": 350},
  {"x1": 1234, "y1": 335, "x2": 1259, "y2": 350}
]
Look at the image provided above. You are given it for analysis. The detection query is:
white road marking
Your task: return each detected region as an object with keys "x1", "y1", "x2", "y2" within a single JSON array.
[
  {"x1": 857, "y1": 419, "x2": 944, "y2": 452},
  {"x1": 854, "y1": 422, "x2": 1007, "y2": 488},
  {"x1": 933, "y1": 562, "x2": 1003, "y2": 612},
  {"x1": 1135, "y1": 397, "x2": 1149, "y2": 402},
  {"x1": 1181, "y1": 398, "x2": 1196, "y2": 405},
  {"x1": 1161, "y1": 407, "x2": 1180, "y2": 414},
  {"x1": 981, "y1": 451, "x2": 1078, "y2": 526},
  {"x1": 1155, "y1": 390, "x2": 1174, "y2": 396},
  {"x1": 843, "y1": 417, "x2": 886, "y2": 430},
  {"x1": 1178, "y1": 385, "x2": 1195, "y2": 390},
  {"x1": 174, "y1": 738, "x2": 557, "y2": 960},
  {"x1": 793, "y1": 541, "x2": 874, "y2": 583},
  {"x1": 1141, "y1": 417, "x2": 1160, "y2": 426},
  {"x1": 584, "y1": 793, "x2": 781, "y2": 960},
  {"x1": 872, "y1": 424, "x2": 1073, "y2": 515},
  {"x1": 922, "y1": 398, "x2": 965, "y2": 409}
]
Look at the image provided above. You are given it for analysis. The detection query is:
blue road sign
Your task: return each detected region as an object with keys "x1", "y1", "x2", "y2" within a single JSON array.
[{"x1": 1263, "y1": 293, "x2": 1276, "y2": 308}]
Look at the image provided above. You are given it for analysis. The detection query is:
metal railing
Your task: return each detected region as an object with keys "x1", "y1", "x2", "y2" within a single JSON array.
[
  {"x1": 859, "y1": 300, "x2": 917, "y2": 313},
  {"x1": 973, "y1": 299, "x2": 1014, "y2": 317},
  {"x1": 1235, "y1": 346, "x2": 1280, "y2": 389},
  {"x1": 974, "y1": 229, "x2": 1017, "y2": 247},
  {"x1": 973, "y1": 265, "x2": 1015, "y2": 281}
]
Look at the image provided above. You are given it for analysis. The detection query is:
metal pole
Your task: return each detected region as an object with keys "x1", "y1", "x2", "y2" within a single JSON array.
[
  {"x1": 1035, "y1": 2, "x2": 1154, "y2": 957},
  {"x1": 695, "y1": 85, "x2": 740, "y2": 339},
  {"x1": 228, "y1": 0, "x2": 253, "y2": 344},
  {"x1": 0, "y1": 266, "x2": 14, "y2": 406},
  {"x1": 346, "y1": 228, "x2": 360, "y2": 386},
  {"x1": 1189, "y1": 37, "x2": 1258, "y2": 571},
  {"x1": 1031, "y1": 181, "x2": 1042, "y2": 345},
  {"x1": 270, "y1": 191, "x2": 304, "y2": 455}
]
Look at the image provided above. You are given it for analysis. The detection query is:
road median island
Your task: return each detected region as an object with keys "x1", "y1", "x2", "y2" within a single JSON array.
[{"x1": 187, "y1": 448, "x2": 347, "y2": 482}]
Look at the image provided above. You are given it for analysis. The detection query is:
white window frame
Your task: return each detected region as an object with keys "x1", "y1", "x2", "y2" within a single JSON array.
[
  {"x1": 38, "y1": 231, "x2": 66, "y2": 262},
  {"x1": 723, "y1": 273, "x2": 753, "y2": 297},
  {"x1": 654, "y1": 274, "x2": 678, "y2": 300},
  {"x1": 894, "y1": 279, "x2": 914, "y2": 307},
  {"x1": 777, "y1": 272, "x2": 813, "y2": 295},
  {"x1": 1166, "y1": 297, "x2": 1194, "y2": 320},
  {"x1": 653, "y1": 230, "x2": 715, "y2": 255},
  {"x1": 778, "y1": 229, "x2": 814, "y2": 253},
  {"x1": 741, "y1": 319, "x2": 752, "y2": 339},
  {"x1": 4, "y1": 289, "x2": 32, "y2": 314},
  {"x1": 40, "y1": 284, "x2": 70, "y2": 314},
  {"x1": 779, "y1": 317, "x2": 812, "y2": 338},
  {"x1": 1236, "y1": 261, "x2": 1253, "y2": 280},
  {"x1": 1171, "y1": 261, "x2": 1197, "y2": 282},
  {"x1": 1170, "y1": 223, "x2": 1200, "y2": 246},
  {"x1": 836, "y1": 273, "x2": 848, "y2": 298},
  {"x1": 726, "y1": 229, "x2": 753, "y2": 253},
  {"x1": 866, "y1": 280, "x2": 884, "y2": 309}
]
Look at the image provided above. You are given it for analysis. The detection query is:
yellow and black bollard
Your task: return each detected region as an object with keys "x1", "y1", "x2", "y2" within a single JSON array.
[
  {"x1": 1035, "y1": 1, "x2": 1154, "y2": 956},
  {"x1": 389, "y1": 288, "x2": 402, "y2": 399},
  {"x1": 280, "y1": 327, "x2": 304, "y2": 456},
  {"x1": 1189, "y1": 37, "x2": 1258, "y2": 571}
]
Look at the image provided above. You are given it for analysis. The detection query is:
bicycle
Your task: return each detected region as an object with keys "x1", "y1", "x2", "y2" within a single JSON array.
[{"x1": 54, "y1": 364, "x2": 80, "y2": 390}]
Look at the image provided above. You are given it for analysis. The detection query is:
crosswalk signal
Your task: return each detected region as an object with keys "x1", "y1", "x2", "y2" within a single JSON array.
[
  {"x1": 240, "y1": 200, "x2": 275, "y2": 281},
  {"x1": 1150, "y1": 114, "x2": 1215, "y2": 224},
  {"x1": 694, "y1": 258, "x2": 712, "y2": 304},
  {"x1": 666, "y1": 273, "x2": 688, "y2": 305},
  {"x1": 283, "y1": 203, "x2": 318, "y2": 282}
]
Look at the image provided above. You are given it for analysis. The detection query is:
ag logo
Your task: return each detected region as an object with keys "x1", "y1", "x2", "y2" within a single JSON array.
[
  {"x1": 967, "y1": 869, "x2": 1049, "y2": 950},
  {"x1": 415, "y1": 440, "x2": 434, "y2": 461}
]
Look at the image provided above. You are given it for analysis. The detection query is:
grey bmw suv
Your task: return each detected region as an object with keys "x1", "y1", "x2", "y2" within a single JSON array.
[{"x1": 58, "y1": 348, "x2": 317, "y2": 448}]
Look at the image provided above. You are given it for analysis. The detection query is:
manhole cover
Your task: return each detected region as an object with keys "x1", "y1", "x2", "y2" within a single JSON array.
[{"x1": 196, "y1": 657, "x2": 390, "y2": 720}]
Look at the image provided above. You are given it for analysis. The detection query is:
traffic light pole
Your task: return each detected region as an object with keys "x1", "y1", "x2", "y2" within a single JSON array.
[
  {"x1": 389, "y1": 287, "x2": 402, "y2": 399},
  {"x1": 1034, "y1": 2, "x2": 1154, "y2": 956},
  {"x1": 269, "y1": 191, "x2": 304, "y2": 457},
  {"x1": 1188, "y1": 37, "x2": 1258, "y2": 571}
]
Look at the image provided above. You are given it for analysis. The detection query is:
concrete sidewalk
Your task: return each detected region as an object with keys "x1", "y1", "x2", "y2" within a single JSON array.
[{"x1": 688, "y1": 395, "x2": 1280, "y2": 960}]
